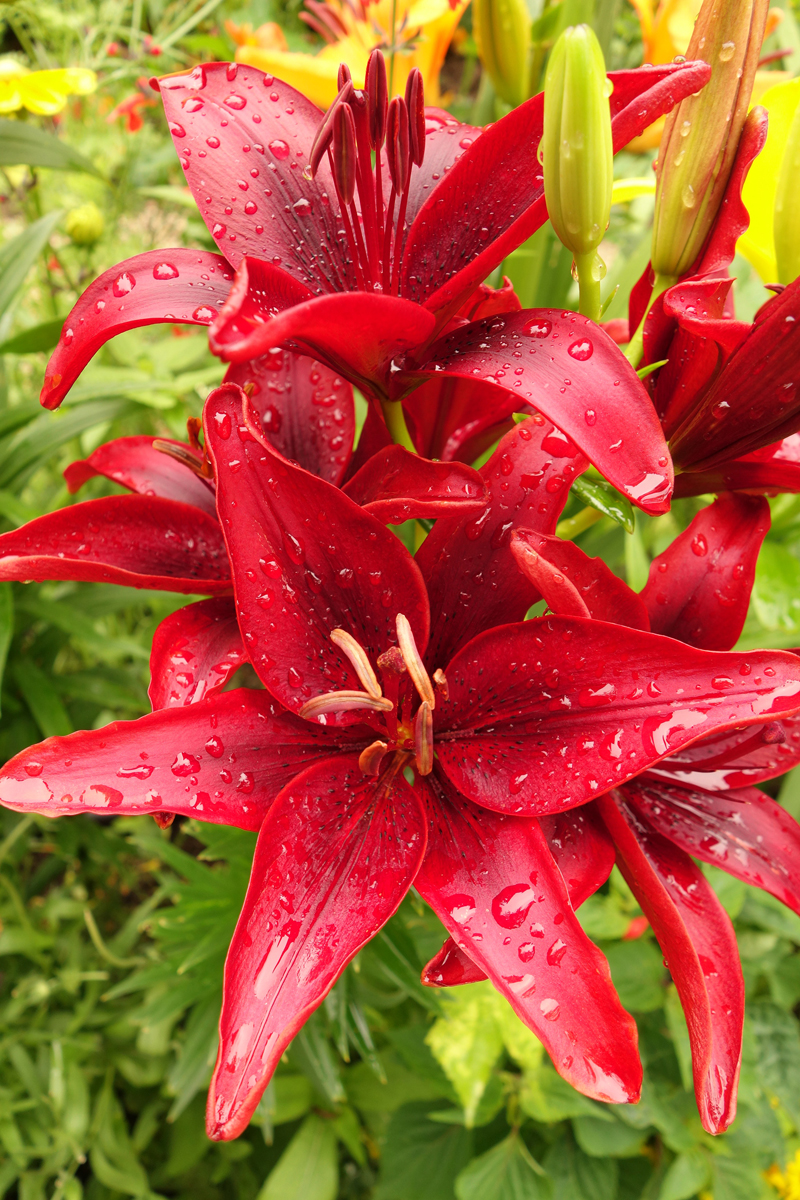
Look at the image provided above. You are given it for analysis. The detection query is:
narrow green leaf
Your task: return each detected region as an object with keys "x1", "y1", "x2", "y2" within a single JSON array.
[
  {"x1": 0, "y1": 398, "x2": 131, "y2": 489},
  {"x1": 0, "y1": 211, "x2": 63, "y2": 322},
  {"x1": 571, "y1": 475, "x2": 635, "y2": 533},
  {"x1": 13, "y1": 660, "x2": 72, "y2": 738},
  {"x1": 257, "y1": 1114, "x2": 338, "y2": 1200},
  {"x1": 0, "y1": 120, "x2": 100, "y2": 175},
  {"x1": 0, "y1": 319, "x2": 63, "y2": 356},
  {"x1": 0, "y1": 582, "x2": 13, "y2": 713}
]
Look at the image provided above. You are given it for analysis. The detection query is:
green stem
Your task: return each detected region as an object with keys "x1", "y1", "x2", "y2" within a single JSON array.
[
  {"x1": 556, "y1": 505, "x2": 603, "y2": 540},
  {"x1": 389, "y1": 0, "x2": 398, "y2": 95},
  {"x1": 623, "y1": 272, "x2": 675, "y2": 369},
  {"x1": 575, "y1": 251, "x2": 603, "y2": 324},
  {"x1": 380, "y1": 398, "x2": 415, "y2": 452}
]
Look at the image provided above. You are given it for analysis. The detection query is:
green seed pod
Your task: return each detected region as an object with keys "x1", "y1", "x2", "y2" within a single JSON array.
[
  {"x1": 473, "y1": 0, "x2": 531, "y2": 109},
  {"x1": 542, "y1": 24, "x2": 613, "y2": 261},
  {"x1": 775, "y1": 100, "x2": 800, "y2": 285},
  {"x1": 65, "y1": 202, "x2": 104, "y2": 246},
  {"x1": 651, "y1": 0, "x2": 769, "y2": 280}
]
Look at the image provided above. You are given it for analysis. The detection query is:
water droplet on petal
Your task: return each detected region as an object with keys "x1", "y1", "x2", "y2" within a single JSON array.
[
  {"x1": 225, "y1": 93, "x2": 247, "y2": 109},
  {"x1": 112, "y1": 272, "x2": 136, "y2": 298},
  {"x1": 206, "y1": 135, "x2": 221, "y2": 149},
  {"x1": 492, "y1": 884, "x2": 537, "y2": 929},
  {"x1": 691, "y1": 534, "x2": 708, "y2": 557},
  {"x1": 153, "y1": 261, "x2": 179, "y2": 280},
  {"x1": 524, "y1": 319, "x2": 552, "y2": 338},
  {"x1": 269, "y1": 139, "x2": 290, "y2": 160},
  {"x1": 568, "y1": 338, "x2": 593, "y2": 361},
  {"x1": 193, "y1": 305, "x2": 216, "y2": 322}
]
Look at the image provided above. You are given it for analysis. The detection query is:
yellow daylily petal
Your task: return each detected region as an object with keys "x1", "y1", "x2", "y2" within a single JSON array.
[
  {"x1": 611, "y1": 177, "x2": 657, "y2": 204},
  {"x1": 0, "y1": 81, "x2": 24, "y2": 112},
  {"x1": 737, "y1": 76, "x2": 800, "y2": 282},
  {"x1": 235, "y1": 47, "x2": 350, "y2": 109},
  {"x1": 0, "y1": 66, "x2": 96, "y2": 114}
]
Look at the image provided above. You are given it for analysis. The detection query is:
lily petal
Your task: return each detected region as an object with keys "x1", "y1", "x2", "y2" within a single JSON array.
[
  {"x1": 0, "y1": 496, "x2": 230, "y2": 593},
  {"x1": 641, "y1": 494, "x2": 770, "y2": 650},
  {"x1": 674, "y1": 433, "x2": 800, "y2": 497},
  {"x1": 400, "y1": 311, "x2": 673, "y2": 513},
  {"x1": 64, "y1": 435, "x2": 217, "y2": 517},
  {"x1": 41, "y1": 249, "x2": 233, "y2": 409},
  {"x1": 598, "y1": 791, "x2": 743, "y2": 1135},
  {"x1": 418, "y1": 417, "x2": 586, "y2": 670},
  {"x1": 404, "y1": 374, "x2": 522, "y2": 464},
  {"x1": 416, "y1": 775, "x2": 642, "y2": 1105},
  {"x1": 435, "y1": 616, "x2": 800, "y2": 817},
  {"x1": 204, "y1": 384, "x2": 429, "y2": 714},
  {"x1": 225, "y1": 347, "x2": 354, "y2": 485},
  {"x1": 511, "y1": 530, "x2": 650, "y2": 630},
  {"x1": 149, "y1": 597, "x2": 247, "y2": 709},
  {"x1": 342, "y1": 444, "x2": 488, "y2": 522},
  {"x1": 0, "y1": 689, "x2": 352, "y2": 831},
  {"x1": 207, "y1": 753, "x2": 426, "y2": 1139},
  {"x1": 647, "y1": 713, "x2": 800, "y2": 791},
  {"x1": 623, "y1": 776, "x2": 800, "y2": 918}
]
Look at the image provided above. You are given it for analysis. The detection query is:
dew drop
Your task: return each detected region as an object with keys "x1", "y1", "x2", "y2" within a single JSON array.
[
  {"x1": 169, "y1": 122, "x2": 186, "y2": 138},
  {"x1": 24, "y1": 761, "x2": 43, "y2": 777},
  {"x1": 205, "y1": 736, "x2": 225, "y2": 758},
  {"x1": 192, "y1": 305, "x2": 216, "y2": 322},
  {"x1": 492, "y1": 883, "x2": 537, "y2": 929},
  {"x1": 584, "y1": 408, "x2": 596, "y2": 426},
  {"x1": 524, "y1": 319, "x2": 552, "y2": 338},
  {"x1": 206, "y1": 135, "x2": 221, "y2": 149},
  {"x1": 153, "y1": 261, "x2": 179, "y2": 280},
  {"x1": 212, "y1": 222, "x2": 226, "y2": 238},
  {"x1": 282, "y1": 531, "x2": 306, "y2": 564},
  {"x1": 214, "y1": 411, "x2": 232, "y2": 439},
  {"x1": 225, "y1": 94, "x2": 247, "y2": 109},
  {"x1": 719, "y1": 40, "x2": 735, "y2": 62},
  {"x1": 269, "y1": 139, "x2": 290, "y2": 160},
  {"x1": 691, "y1": 534, "x2": 708, "y2": 557},
  {"x1": 112, "y1": 272, "x2": 136, "y2": 298},
  {"x1": 95, "y1": 299, "x2": 106, "y2": 312},
  {"x1": 244, "y1": 200, "x2": 257, "y2": 215},
  {"x1": 287, "y1": 666, "x2": 304, "y2": 688},
  {"x1": 568, "y1": 338, "x2": 593, "y2": 361}
]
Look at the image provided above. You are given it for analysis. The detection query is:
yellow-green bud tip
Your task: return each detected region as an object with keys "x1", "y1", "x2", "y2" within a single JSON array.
[
  {"x1": 542, "y1": 24, "x2": 613, "y2": 263},
  {"x1": 65, "y1": 202, "x2": 104, "y2": 246}
]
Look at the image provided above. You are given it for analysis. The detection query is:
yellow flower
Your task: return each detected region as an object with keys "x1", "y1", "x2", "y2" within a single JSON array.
[
  {"x1": 232, "y1": 0, "x2": 469, "y2": 110},
  {"x1": 737, "y1": 76, "x2": 800, "y2": 282},
  {"x1": 766, "y1": 1148, "x2": 800, "y2": 1198},
  {"x1": 0, "y1": 59, "x2": 96, "y2": 116}
]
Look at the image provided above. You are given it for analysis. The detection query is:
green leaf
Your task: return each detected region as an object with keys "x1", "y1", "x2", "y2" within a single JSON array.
[
  {"x1": 0, "y1": 583, "x2": 13, "y2": 713},
  {"x1": 455, "y1": 1134, "x2": 551, "y2": 1200},
  {"x1": 0, "y1": 399, "x2": 131, "y2": 490},
  {"x1": 272, "y1": 1074, "x2": 313, "y2": 1125},
  {"x1": 0, "y1": 319, "x2": 63, "y2": 356},
  {"x1": 572, "y1": 1114, "x2": 649, "y2": 1158},
  {"x1": 753, "y1": 542, "x2": 800, "y2": 631},
  {"x1": 292, "y1": 1016, "x2": 346, "y2": 1106},
  {"x1": 13, "y1": 660, "x2": 72, "y2": 738},
  {"x1": 374, "y1": 1101, "x2": 473, "y2": 1200},
  {"x1": 426, "y1": 982, "x2": 505, "y2": 1125},
  {"x1": 571, "y1": 475, "x2": 635, "y2": 533},
  {"x1": 602, "y1": 939, "x2": 666, "y2": 1012},
  {"x1": 710, "y1": 1154, "x2": 767, "y2": 1200},
  {"x1": 0, "y1": 120, "x2": 100, "y2": 175},
  {"x1": 345, "y1": 1052, "x2": 450, "y2": 1114},
  {"x1": 257, "y1": 1114, "x2": 338, "y2": 1200},
  {"x1": 750, "y1": 1001, "x2": 800, "y2": 1125},
  {"x1": 576, "y1": 893, "x2": 631, "y2": 940},
  {"x1": 543, "y1": 1132, "x2": 618, "y2": 1200},
  {"x1": 519, "y1": 1065, "x2": 608, "y2": 1124},
  {"x1": 658, "y1": 1148, "x2": 711, "y2": 1200},
  {"x1": 0, "y1": 211, "x2": 63, "y2": 322},
  {"x1": 664, "y1": 986, "x2": 694, "y2": 1094}
]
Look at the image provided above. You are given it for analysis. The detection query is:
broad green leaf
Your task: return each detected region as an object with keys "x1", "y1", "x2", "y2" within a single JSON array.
[
  {"x1": 374, "y1": 1101, "x2": 472, "y2": 1200},
  {"x1": 572, "y1": 1114, "x2": 648, "y2": 1158},
  {"x1": 331, "y1": 1105, "x2": 366, "y2": 1165},
  {"x1": 345, "y1": 1052, "x2": 449, "y2": 1114},
  {"x1": 13, "y1": 660, "x2": 72, "y2": 738},
  {"x1": 502, "y1": 221, "x2": 573, "y2": 310},
  {"x1": 519, "y1": 1065, "x2": 609, "y2": 1124},
  {"x1": 257, "y1": 1114, "x2": 338, "y2": 1200},
  {"x1": 750, "y1": 1001, "x2": 800, "y2": 1125},
  {"x1": 455, "y1": 1134, "x2": 551, "y2": 1200},
  {"x1": 576, "y1": 893, "x2": 631, "y2": 940},
  {"x1": 711, "y1": 1153, "x2": 768, "y2": 1200},
  {"x1": 0, "y1": 398, "x2": 131, "y2": 489},
  {"x1": 572, "y1": 475, "x2": 635, "y2": 533},
  {"x1": 753, "y1": 542, "x2": 800, "y2": 631},
  {"x1": 0, "y1": 120, "x2": 100, "y2": 175},
  {"x1": 0, "y1": 211, "x2": 63, "y2": 322},
  {"x1": 0, "y1": 583, "x2": 13, "y2": 713},
  {"x1": 426, "y1": 982, "x2": 505, "y2": 1125},
  {"x1": 543, "y1": 1133, "x2": 618, "y2": 1200},
  {"x1": 659, "y1": 1148, "x2": 711, "y2": 1200},
  {"x1": 602, "y1": 939, "x2": 666, "y2": 1012},
  {"x1": 0, "y1": 318, "x2": 63, "y2": 356},
  {"x1": 272, "y1": 1074, "x2": 313, "y2": 1125}
]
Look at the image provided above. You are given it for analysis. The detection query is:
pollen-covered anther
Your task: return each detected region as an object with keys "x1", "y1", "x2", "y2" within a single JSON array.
[
  {"x1": 299, "y1": 690, "x2": 394, "y2": 720},
  {"x1": 359, "y1": 740, "x2": 389, "y2": 775},
  {"x1": 396, "y1": 613, "x2": 435, "y2": 708},
  {"x1": 433, "y1": 668, "x2": 449, "y2": 700},
  {"x1": 414, "y1": 701, "x2": 434, "y2": 775},
  {"x1": 330, "y1": 628, "x2": 382, "y2": 698},
  {"x1": 153, "y1": 438, "x2": 213, "y2": 481}
]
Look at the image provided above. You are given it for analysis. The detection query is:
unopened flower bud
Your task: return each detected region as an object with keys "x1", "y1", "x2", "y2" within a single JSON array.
[
  {"x1": 774, "y1": 99, "x2": 800, "y2": 285},
  {"x1": 473, "y1": 0, "x2": 531, "y2": 109},
  {"x1": 542, "y1": 25, "x2": 613, "y2": 261},
  {"x1": 651, "y1": 0, "x2": 769, "y2": 280},
  {"x1": 65, "y1": 202, "x2": 104, "y2": 246}
]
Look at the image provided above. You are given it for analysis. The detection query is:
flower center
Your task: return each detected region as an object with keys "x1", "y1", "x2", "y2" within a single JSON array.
[
  {"x1": 298, "y1": 612, "x2": 445, "y2": 777},
  {"x1": 308, "y1": 53, "x2": 425, "y2": 296}
]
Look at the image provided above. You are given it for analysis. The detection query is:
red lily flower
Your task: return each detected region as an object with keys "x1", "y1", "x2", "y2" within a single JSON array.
[
  {"x1": 39, "y1": 56, "x2": 713, "y2": 510},
  {"x1": 3, "y1": 384, "x2": 800, "y2": 1141},
  {"x1": 424, "y1": 492, "x2": 800, "y2": 1135},
  {"x1": 624, "y1": 108, "x2": 800, "y2": 497}
]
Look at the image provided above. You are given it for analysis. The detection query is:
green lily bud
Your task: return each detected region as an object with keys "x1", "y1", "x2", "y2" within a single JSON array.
[
  {"x1": 65, "y1": 202, "x2": 104, "y2": 246},
  {"x1": 775, "y1": 99, "x2": 800, "y2": 285},
  {"x1": 542, "y1": 24, "x2": 613, "y2": 320},
  {"x1": 473, "y1": 0, "x2": 531, "y2": 109},
  {"x1": 651, "y1": 0, "x2": 769, "y2": 281}
]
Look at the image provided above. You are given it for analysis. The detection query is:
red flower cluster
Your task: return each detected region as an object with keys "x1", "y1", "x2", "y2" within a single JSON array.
[{"x1": 4, "y1": 48, "x2": 800, "y2": 1148}]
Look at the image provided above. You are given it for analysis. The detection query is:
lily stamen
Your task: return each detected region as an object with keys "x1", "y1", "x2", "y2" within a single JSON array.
[
  {"x1": 414, "y1": 701, "x2": 434, "y2": 774},
  {"x1": 358, "y1": 739, "x2": 389, "y2": 775},
  {"x1": 330, "y1": 628, "x2": 382, "y2": 698},
  {"x1": 299, "y1": 689, "x2": 394, "y2": 719},
  {"x1": 396, "y1": 613, "x2": 435, "y2": 708}
]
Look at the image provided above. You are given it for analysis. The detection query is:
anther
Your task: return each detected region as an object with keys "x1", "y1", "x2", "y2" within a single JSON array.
[
  {"x1": 377, "y1": 645, "x2": 407, "y2": 675},
  {"x1": 404, "y1": 68, "x2": 425, "y2": 168},
  {"x1": 414, "y1": 701, "x2": 434, "y2": 775},
  {"x1": 359, "y1": 740, "x2": 389, "y2": 775},
  {"x1": 309, "y1": 79, "x2": 354, "y2": 178},
  {"x1": 299, "y1": 690, "x2": 394, "y2": 720},
  {"x1": 386, "y1": 96, "x2": 411, "y2": 195},
  {"x1": 396, "y1": 613, "x2": 435, "y2": 707},
  {"x1": 332, "y1": 103, "x2": 357, "y2": 206},
  {"x1": 153, "y1": 439, "x2": 213, "y2": 480},
  {"x1": 366, "y1": 48, "x2": 388, "y2": 150},
  {"x1": 330, "y1": 628, "x2": 382, "y2": 699},
  {"x1": 433, "y1": 668, "x2": 449, "y2": 700}
]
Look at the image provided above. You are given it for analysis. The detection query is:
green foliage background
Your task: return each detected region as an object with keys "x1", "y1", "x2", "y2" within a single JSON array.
[{"x1": 3, "y1": 2, "x2": 800, "y2": 1198}]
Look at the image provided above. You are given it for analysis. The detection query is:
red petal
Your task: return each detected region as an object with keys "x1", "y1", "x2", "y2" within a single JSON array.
[
  {"x1": 401, "y1": 311, "x2": 672, "y2": 513},
  {"x1": 417, "y1": 417, "x2": 587, "y2": 670},
  {"x1": 623, "y1": 775, "x2": 800, "y2": 918},
  {"x1": 598, "y1": 791, "x2": 743, "y2": 1134},
  {"x1": 207, "y1": 754, "x2": 426, "y2": 1139},
  {"x1": 417, "y1": 776, "x2": 641, "y2": 1104},
  {"x1": 203, "y1": 384, "x2": 429, "y2": 713},
  {"x1": 511, "y1": 530, "x2": 650, "y2": 630},
  {"x1": 41, "y1": 249, "x2": 233, "y2": 409},
  {"x1": 695, "y1": 107, "x2": 769, "y2": 278},
  {"x1": 402, "y1": 112, "x2": 483, "y2": 233},
  {"x1": 211, "y1": 285, "x2": 436, "y2": 395},
  {"x1": 404, "y1": 61, "x2": 710, "y2": 320},
  {"x1": 64, "y1": 436, "x2": 217, "y2": 516},
  {"x1": 342, "y1": 444, "x2": 487, "y2": 522},
  {"x1": 422, "y1": 938, "x2": 487, "y2": 985},
  {"x1": 404, "y1": 374, "x2": 520, "y2": 464},
  {"x1": 641, "y1": 494, "x2": 770, "y2": 650},
  {"x1": 149, "y1": 597, "x2": 247, "y2": 709},
  {"x1": 674, "y1": 434, "x2": 800, "y2": 496},
  {"x1": 0, "y1": 496, "x2": 230, "y2": 593},
  {"x1": 208, "y1": 257, "x2": 315, "y2": 356},
  {"x1": 225, "y1": 348, "x2": 354, "y2": 486},
  {"x1": 157, "y1": 63, "x2": 356, "y2": 287},
  {"x1": 647, "y1": 712, "x2": 800, "y2": 791},
  {"x1": 435, "y1": 616, "x2": 800, "y2": 817},
  {"x1": 0, "y1": 689, "x2": 353, "y2": 831}
]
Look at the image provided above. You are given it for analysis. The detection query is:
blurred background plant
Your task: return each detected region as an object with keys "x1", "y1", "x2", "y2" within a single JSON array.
[{"x1": 4, "y1": 1, "x2": 800, "y2": 1198}]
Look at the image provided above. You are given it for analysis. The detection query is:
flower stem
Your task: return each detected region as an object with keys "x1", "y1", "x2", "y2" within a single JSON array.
[
  {"x1": 556, "y1": 504, "x2": 603, "y2": 540},
  {"x1": 575, "y1": 252, "x2": 603, "y2": 323},
  {"x1": 623, "y1": 272, "x2": 676, "y2": 369},
  {"x1": 381, "y1": 398, "x2": 416, "y2": 452}
]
